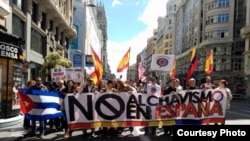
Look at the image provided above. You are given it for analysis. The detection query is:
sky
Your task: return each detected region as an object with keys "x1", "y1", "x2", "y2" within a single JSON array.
[{"x1": 101, "y1": 0, "x2": 168, "y2": 79}]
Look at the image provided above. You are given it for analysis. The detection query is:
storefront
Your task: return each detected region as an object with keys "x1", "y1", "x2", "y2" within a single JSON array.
[{"x1": 0, "y1": 25, "x2": 25, "y2": 119}]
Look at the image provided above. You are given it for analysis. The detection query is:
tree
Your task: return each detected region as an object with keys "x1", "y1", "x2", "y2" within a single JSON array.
[{"x1": 40, "y1": 51, "x2": 73, "y2": 80}]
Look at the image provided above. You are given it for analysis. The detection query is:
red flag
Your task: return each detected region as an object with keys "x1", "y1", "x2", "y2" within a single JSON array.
[
  {"x1": 90, "y1": 45, "x2": 103, "y2": 85},
  {"x1": 117, "y1": 47, "x2": 131, "y2": 72}
]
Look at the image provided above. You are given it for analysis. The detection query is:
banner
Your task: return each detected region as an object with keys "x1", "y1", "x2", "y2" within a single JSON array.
[
  {"x1": 51, "y1": 68, "x2": 83, "y2": 83},
  {"x1": 85, "y1": 55, "x2": 94, "y2": 67},
  {"x1": 51, "y1": 68, "x2": 65, "y2": 82},
  {"x1": 150, "y1": 54, "x2": 175, "y2": 71},
  {"x1": 64, "y1": 68, "x2": 83, "y2": 83},
  {"x1": 73, "y1": 54, "x2": 82, "y2": 67},
  {"x1": 64, "y1": 89, "x2": 227, "y2": 130}
]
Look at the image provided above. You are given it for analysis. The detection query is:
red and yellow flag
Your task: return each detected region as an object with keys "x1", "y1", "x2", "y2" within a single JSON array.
[
  {"x1": 90, "y1": 46, "x2": 103, "y2": 85},
  {"x1": 117, "y1": 47, "x2": 131, "y2": 73},
  {"x1": 205, "y1": 49, "x2": 213, "y2": 74},
  {"x1": 169, "y1": 57, "x2": 176, "y2": 79}
]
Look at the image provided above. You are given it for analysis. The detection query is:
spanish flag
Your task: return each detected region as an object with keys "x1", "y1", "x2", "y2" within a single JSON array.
[
  {"x1": 117, "y1": 47, "x2": 131, "y2": 73},
  {"x1": 186, "y1": 47, "x2": 198, "y2": 84},
  {"x1": 90, "y1": 45, "x2": 103, "y2": 85},
  {"x1": 169, "y1": 57, "x2": 176, "y2": 79},
  {"x1": 205, "y1": 49, "x2": 213, "y2": 74}
]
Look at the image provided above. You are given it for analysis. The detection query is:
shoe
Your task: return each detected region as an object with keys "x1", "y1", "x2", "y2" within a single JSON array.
[
  {"x1": 39, "y1": 134, "x2": 45, "y2": 139},
  {"x1": 64, "y1": 132, "x2": 72, "y2": 138},
  {"x1": 118, "y1": 133, "x2": 124, "y2": 137},
  {"x1": 128, "y1": 133, "x2": 134, "y2": 137}
]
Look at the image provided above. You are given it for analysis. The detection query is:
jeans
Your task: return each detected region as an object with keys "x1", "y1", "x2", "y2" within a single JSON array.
[{"x1": 32, "y1": 120, "x2": 46, "y2": 135}]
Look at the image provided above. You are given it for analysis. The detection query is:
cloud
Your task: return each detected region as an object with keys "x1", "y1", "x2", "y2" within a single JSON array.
[
  {"x1": 112, "y1": 0, "x2": 122, "y2": 7},
  {"x1": 107, "y1": 0, "x2": 168, "y2": 79}
]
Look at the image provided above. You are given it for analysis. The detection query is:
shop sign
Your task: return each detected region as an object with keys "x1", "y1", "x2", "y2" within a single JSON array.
[{"x1": 0, "y1": 41, "x2": 24, "y2": 61}]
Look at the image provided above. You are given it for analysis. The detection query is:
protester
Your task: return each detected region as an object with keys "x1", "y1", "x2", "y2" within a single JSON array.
[
  {"x1": 23, "y1": 80, "x2": 35, "y2": 129},
  {"x1": 200, "y1": 76, "x2": 215, "y2": 89},
  {"x1": 30, "y1": 77, "x2": 48, "y2": 139}
]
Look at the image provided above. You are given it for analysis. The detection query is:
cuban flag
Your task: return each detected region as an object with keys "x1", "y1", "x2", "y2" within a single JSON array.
[{"x1": 18, "y1": 88, "x2": 64, "y2": 121}]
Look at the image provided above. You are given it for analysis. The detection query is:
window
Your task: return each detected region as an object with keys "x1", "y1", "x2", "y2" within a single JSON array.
[
  {"x1": 218, "y1": 0, "x2": 229, "y2": 7},
  {"x1": 12, "y1": 0, "x2": 25, "y2": 12},
  {"x1": 49, "y1": 20, "x2": 53, "y2": 31},
  {"x1": 206, "y1": 15, "x2": 214, "y2": 25},
  {"x1": 32, "y1": 2, "x2": 38, "y2": 23},
  {"x1": 206, "y1": 0, "x2": 229, "y2": 11},
  {"x1": 12, "y1": 14, "x2": 25, "y2": 39},
  {"x1": 31, "y1": 29, "x2": 43, "y2": 53},
  {"x1": 217, "y1": 30, "x2": 228, "y2": 37},
  {"x1": 41, "y1": 12, "x2": 47, "y2": 31},
  {"x1": 55, "y1": 27, "x2": 59, "y2": 41},
  {"x1": 169, "y1": 19, "x2": 172, "y2": 24},
  {"x1": 205, "y1": 31, "x2": 213, "y2": 40},
  {"x1": 218, "y1": 13, "x2": 229, "y2": 23}
]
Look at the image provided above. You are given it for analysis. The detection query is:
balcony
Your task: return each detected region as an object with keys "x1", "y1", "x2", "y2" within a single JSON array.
[
  {"x1": 240, "y1": 25, "x2": 250, "y2": 39},
  {"x1": 0, "y1": 0, "x2": 10, "y2": 16}
]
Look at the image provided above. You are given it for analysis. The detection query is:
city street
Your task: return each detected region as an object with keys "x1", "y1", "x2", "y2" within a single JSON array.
[{"x1": 0, "y1": 98, "x2": 248, "y2": 141}]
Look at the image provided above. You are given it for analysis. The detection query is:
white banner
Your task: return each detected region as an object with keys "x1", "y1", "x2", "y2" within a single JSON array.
[
  {"x1": 51, "y1": 68, "x2": 83, "y2": 83},
  {"x1": 64, "y1": 89, "x2": 227, "y2": 130},
  {"x1": 51, "y1": 68, "x2": 65, "y2": 82},
  {"x1": 64, "y1": 68, "x2": 83, "y2": 83},
  {"x1": 150, "y1": 54, "x2": 175, "y2": 71}
]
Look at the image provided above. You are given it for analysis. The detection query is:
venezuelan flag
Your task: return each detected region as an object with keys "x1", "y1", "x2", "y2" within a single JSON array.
[{"x1": 186, "y1": 48, "x2": 198, "y2": 84}]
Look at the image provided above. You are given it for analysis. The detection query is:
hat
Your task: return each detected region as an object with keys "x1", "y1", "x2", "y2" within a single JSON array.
[{"x1": 189, "y1": 78, "x2": 196, "y2": 81}]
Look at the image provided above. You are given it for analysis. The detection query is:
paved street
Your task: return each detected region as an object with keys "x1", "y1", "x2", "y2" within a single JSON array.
[{"x1": 0, "y1": 98, "x2": 249, "y2": 141}]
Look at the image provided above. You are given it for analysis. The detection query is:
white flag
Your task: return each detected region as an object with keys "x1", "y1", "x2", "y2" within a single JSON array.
[{"x1": 150, "y1": 54, "x2": 175, "y2": 71}]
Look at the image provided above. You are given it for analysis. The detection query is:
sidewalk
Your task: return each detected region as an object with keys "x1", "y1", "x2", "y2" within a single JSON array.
[{"x1": 0, "y1": 115, "x2": 29, "y2": 141}]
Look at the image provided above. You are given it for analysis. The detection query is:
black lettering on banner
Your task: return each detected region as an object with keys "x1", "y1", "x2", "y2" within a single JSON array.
[
  {"x1": 138, "y1": 95, "x2": 146, "y2": 106},
  {"x1": 200, "y1": 91, "x2": 212, "y2": 102},
  {"x1": 171, "y1": 94, "x2": 181, "y2": 104},
  {"x1": 147, "y1": 95, "x2": 158, "y2": 106},
  {"x1": 68, "y1": 95, "x2": 93, "y2": 121},
  {"x1": 159, "y1": 96, "x2": 170, "y2": 105},
  {"x1": 95, "y1": 94, "x2": 125, "y2": 120},
  {"x1": 192, "y1": 91, "x2": 200, "y2": 103},
  {"x1": 127, "y1": 94, "x2": 151, "y2": 119}
]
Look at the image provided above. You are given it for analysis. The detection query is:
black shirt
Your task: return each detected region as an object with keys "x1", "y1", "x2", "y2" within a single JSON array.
[{"x1": 163, "y1": 86, "x2": 176, "y2": 96}]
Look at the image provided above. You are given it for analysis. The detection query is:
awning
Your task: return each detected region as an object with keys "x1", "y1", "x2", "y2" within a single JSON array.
[{"x1": 0, "y1": 25, "x2": 25, "y2": 46}]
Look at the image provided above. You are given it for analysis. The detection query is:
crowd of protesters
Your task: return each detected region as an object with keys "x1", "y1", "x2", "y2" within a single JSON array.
[{"x1": 21, "y1": 75, "x2": 232, "y2": 139}]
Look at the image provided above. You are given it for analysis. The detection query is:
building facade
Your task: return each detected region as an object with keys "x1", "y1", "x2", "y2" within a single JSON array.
[
  {"x1": 173, "y1": 0, "x2": 246, "y2": 88},
  {"x1": 241, "y1": 0, "x2": 250, "y2": 96},
  {"x1": 70, "y1": 0, "x2": 103, "y2": 77},
  {"x1": 145, "y1": 34, "x2": 157, "y2": 79},
  {"x1": 126, "y1": 63, "x2": 136, "y2": 81},
  {"x1": 96, "y1": 1, "x2": 110, "y2": 80},
  {"x1": 0, "y1": 0, "x2": 76, "y2": 120}
]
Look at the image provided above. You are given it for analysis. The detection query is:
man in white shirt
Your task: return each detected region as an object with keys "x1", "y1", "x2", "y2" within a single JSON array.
[{"x1": 175, "y1": 78, "x2": 183, "y2": 92}]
